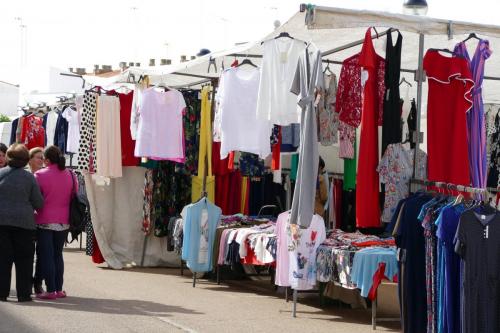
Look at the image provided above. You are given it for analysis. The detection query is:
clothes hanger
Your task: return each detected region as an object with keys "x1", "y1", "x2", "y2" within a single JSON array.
[
  {"x1": 323, "y1": 60, "x2": 334, "y2": 75},
  {"x1": 399, "y1": 77, "x2": 412, "y2": 87},
  {"x1": 462, "y1": 32, "x2": 481, "y2": 43},
  {"x1": 429, "y1": 48, "x2": 454, "y2": 55},
  {"x1": 261, "y1": 31, "x2": 307, "y2": 45},
  {"x1": 236, "y1": 58, "x2": 258, "y2": 68}
]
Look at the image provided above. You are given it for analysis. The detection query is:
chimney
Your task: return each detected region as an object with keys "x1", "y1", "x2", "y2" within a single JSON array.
[
  {"x1": 149, "y1": 58, "x2": 155, "y2": 66},
  {"x1": 135, "y1": 62, "x2": 141, "y2": 67},
  {"x1": 190, "y1": 56, "x2": 196, "y2": 60},
  {"x1": 180, "y1": 55, "x2": 187, "y2": 63},
  {"x1": 128, "y1": 62, "x2": 134, "y2": 67}
]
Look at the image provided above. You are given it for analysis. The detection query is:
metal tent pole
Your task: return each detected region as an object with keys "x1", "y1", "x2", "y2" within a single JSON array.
[
  {"x1": 413, "y1": 33, "x2": 425, "y2": 179},
  {"x1": 292, "y1": 290, "x2": 298, "y2": 317}
]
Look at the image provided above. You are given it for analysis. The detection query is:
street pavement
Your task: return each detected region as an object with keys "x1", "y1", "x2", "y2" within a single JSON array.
[{"x1": 0, "y1": 247, "x2": 401, "y2": 333}]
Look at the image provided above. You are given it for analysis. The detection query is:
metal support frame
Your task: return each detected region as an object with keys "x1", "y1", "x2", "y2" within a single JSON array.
[{"x1": 413, "y1": 33, "x2": 425, "y2": 179}]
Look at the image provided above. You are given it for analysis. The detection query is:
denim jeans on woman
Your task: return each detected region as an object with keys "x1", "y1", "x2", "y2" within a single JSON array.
[{"x1": 36, "y1": 229, "x2": 67, "y2": 293}]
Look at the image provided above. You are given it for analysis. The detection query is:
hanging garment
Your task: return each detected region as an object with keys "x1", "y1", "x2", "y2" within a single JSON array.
[
  {"x1": 401, "y1": 84, "x2": 411, "y2": 142},
  {"x1": 275, "y1": 211, "x2": 291, "y2": 287},
  {"x1": 333, "y1": 179, "x2": 343, "y2": 229},
  {"x1": 453, "y1": 40, "x2": 492, "y2": 189},
  {"x1": 423, "y1": 50, "x2": 474, "y2": 186},
  {"x1": 54, "y1": 112, "x2": 69, "y2": 153},
  {"x1": 181, "y1": 198, "x2": 222, "y2": 273},
  {"x1": 142, "y1": 169, "x2": 154, "y2": 235},
  {"x1": 95, "y1": 95, "x2": 122, "y2": 178},
  {"x1": 134, "y1": 88, "x2": 186, "y2": 161},
  {"x1": 381, "y1": 30, "x2": 403, "y2": 155},
  {"x1": 289, "y1": 46, "x2": 323, "y2": 228},
  {"x1": 257, "y1": 38, "x2": 307, "y2": 126},
  {"x1": 191, "y1": 87, "x2": 215, "y2": 203},
  {"x1": 130, "y1": 78, "x2": 149, "y2": 140},
  {"x1": 355, "y1": 28, "x2": 382, "y2": 229},
  {"x1": 218, "y1": 67, "x2": 271, "y2": 159},
  {"x1": 182, "y1": 91, "x2": 201, "y2": 176},
  {"x1": 317, "y1": 73, "x2": 338, "y2": 145},
  {"x1": 43, "y1": 111, "x2": 59, "y2": 147},
  {"x1": 288, "y1": 214, "x2": 326, "y2": 290},
  {"x1": 9, "y1": 118, "x2": 18, "y2": 145},
  {"x1": 281, "y1": 124, "x2": 300, "y2": 152},
  {"x1": 343, "y1": 132, "x2": 357, "y2": 191},
  {"x1": 339, "y1": 121, "x2": 356, "y2": 159},
  {"x1": 456, "y1": 207, "x2": 500, "y2": 333},
  {"x1": 436, "y1": 204, "x2": 464, "y2": 333},
  {"x1": 377, "y1": 143, "x2": 427, "y2": 223},
  {"x1": 487, "y1": 111, "x2": 500, "y2": 187},
  {"x1": 62, "y1": 106, "x2": 80, "y2": 154},
  {"x1": 77, "y1": 92, "x2": 98, "y2": 173},
  {"x1": 20, "y1": 114, "x2": 45, "y2": 150},
  {"x1": 395, "y1": 194, "x2": 432, "y2": 333},
  {"x1": 114, "y1": 91, "x2": 140, "y2": 166},
  {"x1": 336, "y1": 39, "x2": 385, "y2": 129}
]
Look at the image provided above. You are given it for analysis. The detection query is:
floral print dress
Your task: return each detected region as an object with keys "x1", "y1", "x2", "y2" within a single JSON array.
[{"x1": 377, "y1": 143, "x2": 427, "y2": 223}]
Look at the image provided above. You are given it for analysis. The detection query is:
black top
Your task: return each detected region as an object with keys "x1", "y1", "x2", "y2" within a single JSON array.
[
  {"x1": 456, "y1": 206, "x2": 500, "y2": 333},
  {"x1": 381, "y1": 30, "x2": 403, "y2": 155}
]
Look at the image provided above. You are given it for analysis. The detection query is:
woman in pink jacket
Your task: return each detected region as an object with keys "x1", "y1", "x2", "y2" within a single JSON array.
[{"x1": 34, "y1": 146, "x2": 77, "y2": 299}]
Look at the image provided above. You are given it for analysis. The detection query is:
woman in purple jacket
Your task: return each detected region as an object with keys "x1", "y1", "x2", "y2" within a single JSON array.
[{"x1": 34, "y1": 146, "x2": 77, "y2": 299}]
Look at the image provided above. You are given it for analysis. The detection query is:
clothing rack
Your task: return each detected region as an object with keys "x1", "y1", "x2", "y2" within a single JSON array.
[{"x1": 410, "y1": 178, "x2": 500, "y2": 194}]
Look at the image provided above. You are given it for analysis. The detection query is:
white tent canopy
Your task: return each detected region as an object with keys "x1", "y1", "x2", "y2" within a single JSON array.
[{"x1": 92, "y1": 6, "x2": 500, "y2": 103}]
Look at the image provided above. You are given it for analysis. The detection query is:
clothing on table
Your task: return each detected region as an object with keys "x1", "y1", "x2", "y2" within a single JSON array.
[
  {"x1": 256, "y1": 38, "x2": 307, "y2": 126},
  {"x1": 134, "y1": 88, "x2": 186, "y2": 162},
  {"x1": 77, "y1": 92, "x2": 98, "y2": 173},
  {"x1": 115, "y1": 90, "x2": 140, "y2": 166},
  {"x1": 43, "y1": 111, "x2": 59, "y2": 147},
  {"x1": 181, "y1": 198, "x2": 222, "y2": 273},
  {"x1": 289, "y1": 46, "x2": 323, "y2": 228},
  {"x1": 382, "y1": 30, "x2": 403, "y2": 155},
  {"x1": 355, "y1": 28, "x2": 382, "y2": 229},
  {"x1": 377, "y1": 143, "x2": 427, "y2": 223},
  {"x1": 453, "y1": 40, "x2": 492, "y2": 190},
  {"x1": 339, "y1": 122, "x2": 356, "y2": 159},
  {"x1": 61, "y1": 106, "x2": 80, "y2": 154},
  {"x1": 96, "y1": 95, "x2": 122, "y2": 178},
  {"x1": 455, "y1": 206, "x2": 500, "y2": 333},
  {"x1": 351, "y1": 247, "x2": 398, "y2": 298},
  {"x1": 317, "y1": 73, "x2": 338, "y2": 145},
  {"x1": 20, "y1": 114, "x2": 45, "y2": 150},
  {"x1": 423, "y1": 50, "x2": 474, "y2": 186},
  {"x1": 217, "y1": 66, "x2": 271, "y2": 159},
  {"x1": 335, "y1": 37, "x2": 385, "y2": 129},
  {"x1": 288, "y1": 214, "x2": 326, "y2": 290}
]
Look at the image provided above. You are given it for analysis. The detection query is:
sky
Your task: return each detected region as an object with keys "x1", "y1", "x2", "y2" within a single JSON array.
[{"x1": 0, "y1": 0, "x2": 499, "y2": 85}]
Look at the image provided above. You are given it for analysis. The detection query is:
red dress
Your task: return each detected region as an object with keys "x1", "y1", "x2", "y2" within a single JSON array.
[
  {"x1": 117, "y1": 91, "x2": 140, "y2": 166},
  {"x1": 21, "y1": 114, "x2": 45, "y2": 150},
  {"x1": 356, "y1": 28, "x2": 382, "y2": 228},
  {"x1": 423, "y1": 50, "x2": 473, "y2": 186}
]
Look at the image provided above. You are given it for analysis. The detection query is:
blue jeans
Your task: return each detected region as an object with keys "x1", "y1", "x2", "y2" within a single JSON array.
[{"x1": 36, "y1": 229, "x2": 67, "y2": 293}]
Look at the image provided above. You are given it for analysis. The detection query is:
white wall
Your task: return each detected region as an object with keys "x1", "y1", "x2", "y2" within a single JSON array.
[{"x1": 0, "y1": 82, "x2": 19, "y2": 117}]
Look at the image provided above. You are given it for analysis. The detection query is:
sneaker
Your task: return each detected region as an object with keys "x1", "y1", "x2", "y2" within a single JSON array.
[
  {"x1": 55, "y1": 291, "x2": 67, "y2": 298},
  {"x1": 36, "y1": 292, "x2": 57, "y2": 300}
]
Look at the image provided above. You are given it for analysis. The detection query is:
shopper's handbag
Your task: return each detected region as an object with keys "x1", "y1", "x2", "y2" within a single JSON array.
[
  {"x1": 192, "y1": 87, "x2": 215, "y2": 202},
  {"x1": 68, "y1": 170, "x2": 89, "y2": 243}
]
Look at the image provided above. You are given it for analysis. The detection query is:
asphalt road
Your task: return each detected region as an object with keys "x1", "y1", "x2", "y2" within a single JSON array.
[{"x1": 0, "y1": 247, "x2": 401, "y2": 333}]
